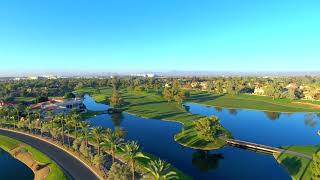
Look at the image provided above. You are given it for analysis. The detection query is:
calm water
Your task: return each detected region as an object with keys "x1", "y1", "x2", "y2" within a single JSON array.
[
  {"x1": 84, "y1": 95, "x2": 320, "y2": 180},
  {"x1": 0, "y1": 148, "x2": 34, "y2": 179}
]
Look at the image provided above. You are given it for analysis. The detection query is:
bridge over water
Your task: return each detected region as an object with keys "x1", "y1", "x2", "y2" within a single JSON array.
[{"x1": 223, "y1": 138, "x2": 312, "y2": 160}]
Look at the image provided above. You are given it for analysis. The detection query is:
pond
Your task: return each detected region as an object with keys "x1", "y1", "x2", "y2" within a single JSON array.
[
  {"x1": 84, "y1": 95, "x2": 320, "y2": 180},
  {"x1": 0, "y1": 148, "x2": 34, "y2": 180}
]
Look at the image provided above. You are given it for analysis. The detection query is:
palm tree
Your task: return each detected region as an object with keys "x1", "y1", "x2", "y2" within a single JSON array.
[
  {"x1": 25, "y1": 106, "x2": 32, "y2": 133},
  {"x1": 103, "y1": 129, "x2": 124, "y2": 164},
  {"x1": 122, "y1": 141, "x2": 149, "y2": 180},
  {"x1": 47, "y1": 111, "x2": 54, "y2": 128},
  {"x1": 57, "y1": 114, "x2": 65, "y2": 144},
  {"x1": 144, "y1": 159, "x2": 178, "y2": 180},
  {"x1": 79, "y1": 121, "x2": 90, "y2": 147},
  {"x1": 92, "y1": 127, "x2": 104, "y2": 156},
  {"x1": 71, "y1": 112, "x2": 81, "y2": 139},
  {"x1": 65, "y1": 120, "x2": 73, "y2": 147}
]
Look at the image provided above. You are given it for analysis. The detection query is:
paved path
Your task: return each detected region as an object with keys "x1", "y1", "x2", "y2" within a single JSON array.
[{"x1": 0, "y1": 129, "x2": 100, "y2": 180}]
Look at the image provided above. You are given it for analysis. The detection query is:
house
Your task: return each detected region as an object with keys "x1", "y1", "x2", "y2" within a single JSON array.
[
  {"x1": 200, "y1": 82, "x2": 208, "y2": 90},
  {"x1": 31, "y1": 97, "x2": 86, "y2": 116},
  {"x1": 254, "y1": 86, "x2": 265, "y2": 95},
  {"x1": 0, "y1": 101, "x2": 16, "y2": 108}
]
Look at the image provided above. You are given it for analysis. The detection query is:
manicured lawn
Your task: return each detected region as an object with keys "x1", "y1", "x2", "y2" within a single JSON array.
[
  {"x1": 188, "y1": 91, "x2": 320, "y2": 112},
  {"x1": 0, "y1": 135, "x2": 67, "y2": 180},
  {"x1": 79, "y1": 87, "x2": 202, "y2": 124},
  {"x1": 274, "y1": 145, "x2": 320, "y2": 180}
]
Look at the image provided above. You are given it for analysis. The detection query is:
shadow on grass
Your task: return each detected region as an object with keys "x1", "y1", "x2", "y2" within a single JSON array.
[
  {"x1": 188, "y1": 93, "x2": 224, "y2": 103},
  {"x1": 281, "y1": 157, "x2": 302, "y2": 176}
]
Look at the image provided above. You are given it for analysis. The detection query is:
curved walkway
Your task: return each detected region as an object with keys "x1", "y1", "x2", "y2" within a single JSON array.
[{"x1": 0, "y1": 128, "x2": 100, "y2": 180}]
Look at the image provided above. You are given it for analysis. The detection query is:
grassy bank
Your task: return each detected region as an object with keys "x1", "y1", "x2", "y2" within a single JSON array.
[
  {"x1": 0, "y1": 135, "x2": 67, "y2": 180},
  {"x1": 274, "y1": 145, "x2": 320, "y2": 180},
  {"x1": 188, "y1": 91, "x2": 320, "y2": 112}
]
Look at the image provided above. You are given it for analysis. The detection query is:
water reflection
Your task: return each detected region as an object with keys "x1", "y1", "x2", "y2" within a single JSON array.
[
  {"x1": 304, "y1": 113, "x2": 318, "y2": 128},
  {"x1": 264, "y1": 111, "x2": 281, "y2": 121},
  {"x1": 111, "y1": 113, "x2": 123, "y2": 127},
  {"x1": 228, "y1": 109, "x2": 238, "y2": 116},
  {"x1": 192, "y1": 151, "x2": 223, "y2": 172},
  {"x1": 214, "y1": 107, "x2": 222, "y2": 112}
]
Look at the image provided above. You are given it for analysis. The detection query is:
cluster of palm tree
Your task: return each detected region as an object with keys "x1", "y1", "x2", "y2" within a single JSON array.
[{"x1": 0, "y1": 105, "x2": 178, "y2": 180}]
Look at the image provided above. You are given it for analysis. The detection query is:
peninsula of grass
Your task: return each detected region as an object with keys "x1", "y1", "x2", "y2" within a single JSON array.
[
  {"x1": 174, "y1": 124, "x2": 226, "y2": 150},
  {"x1": 78, "y1": 87, "x2": 230, "y2": 150},
  {"x1": 0, "y1": 135, "x2": 67, "y2": 180},
  {"x1": 274, "y1": 145, "x2": 320, "y2": 180},
  {"x1": 188, "y1": 91, "x2": 320, "y2": 113}
]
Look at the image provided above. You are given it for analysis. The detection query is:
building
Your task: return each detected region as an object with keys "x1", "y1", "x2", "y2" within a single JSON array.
[
  {"x1": 254, "y1": 86, "x2": 265, "y2": 95},
  {"x1": 31, "y1": 97, "x2": 86, "y2": 116},
  {"x1": 130, "y1": 73, "x2": 155, "y2": 78},
  {"x1": 0, "y1": 101, "x2": 16, "y2": 108}
]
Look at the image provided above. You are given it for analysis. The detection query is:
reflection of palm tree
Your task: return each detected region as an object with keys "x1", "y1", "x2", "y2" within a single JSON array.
[
  {"x1": 304, "y1": 113, "x2": 318, "y2": 128},
  {"x1": 111, "y1": 113, "x2": 123, "y2": 127},
  {"x1": 214, "y1": 107, "x2": 222, "y2": 112},
  {"x1": 192, "y1": 150, "x2": 224, "y2": 172},
  {"x1": 264, "y1": 111, "x2": 281, "y2": 121},
  {"x1": 228, "y1": 109, "x2": 238, "y2": 116}
]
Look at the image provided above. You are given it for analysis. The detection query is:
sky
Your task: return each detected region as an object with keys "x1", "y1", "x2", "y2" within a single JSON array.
[{"x1": 0, "y1": 0, "x2": 320, "y2": 76}]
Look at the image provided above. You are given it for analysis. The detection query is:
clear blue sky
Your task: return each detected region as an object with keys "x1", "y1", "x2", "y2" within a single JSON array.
[{"x1": 0, "y1": 0, "x2": 319, "y2": 75}]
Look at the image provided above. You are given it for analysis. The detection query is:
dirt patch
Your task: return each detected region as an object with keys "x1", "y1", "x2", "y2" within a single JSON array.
[
  {"x1": 11, "y1": 145, "x2": 50, "y2": 180},
  {"x1": 292, "y1": 102, "x2": 320, "y2": 109}
]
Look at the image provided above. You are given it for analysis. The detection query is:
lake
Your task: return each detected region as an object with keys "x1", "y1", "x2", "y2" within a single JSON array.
[
  {"x1": 0, "y1": 148, "x2": 34, "y2": 179},
  {"x1": 84, "y1": 95, "x2": 320, "y2": 180}
]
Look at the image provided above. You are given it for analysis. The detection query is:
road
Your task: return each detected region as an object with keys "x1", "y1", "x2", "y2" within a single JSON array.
[{"x1": 0, "y1": 129, "x2": 99, "y2": 180}]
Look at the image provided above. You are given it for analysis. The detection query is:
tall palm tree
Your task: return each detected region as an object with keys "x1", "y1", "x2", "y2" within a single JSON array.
[
  {"x1": 79, "y1": 121, "x2": 90, "y2": 147},
  {"x1": 122, "y1": 141, "x2": 149, "y2": 180},
  {"x1": 144, "y1": 159, "x2": 178, "y2": 180},
  {"x1": 25, "y1": 106, "x2": 32, "y2": 133},
  {"x1": 57, "y1": 114, "x2": 65, "y2": 144},
  {"x1": 92, "y1": 127, "x2": 104, "y2": 156},
  {"x1": 47, "y1": 111, "x2": 54, "y2": 128},
  {"x1": 71, "y1": 112, "x2": 81, "y2": 139},
  {"x1": 103, "y1": 129, "x2": 124, "y2": 164},
  {"x1": 65, "y1": 120, "x2": 73, "y2": 147}
]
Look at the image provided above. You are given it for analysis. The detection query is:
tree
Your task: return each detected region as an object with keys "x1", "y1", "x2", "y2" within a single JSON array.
[
  {"x1": 143, "y1": 159, "x2": 178, "y2": 180},
  {"x1": 79, "y1": 121, "x2": 90, "y2": 147},
  {"x1": 92, "y1": 127, "x2": 104, "y2": 156},
  {"x1": 194, "y1": 116, "x2": 229, "y2": 142},
  {"x1": 108, "y1": 163, "x2": 131, "y2": 180},
  {"x1": 312, "y1": 152, "x2": 320, "y2": 179},
  {"x1": 93, "y1": 154, "x2": 105, "y2": 168},
  {"x1": 64, "y1": 92, "x2": 76, "y2": 99},
  {"x1": 25, "y1": 106, "x2": 33, "y2": 133},
  {"x1": 163, "y1": 87, "x2": 173, "y2": 103},
  {"x1": 103, "y1": 129, "x2": 124, "y2": 164},
  {"x1": 122, "y1": 141, "x2": 149, "y2": 180},
  {"x1": 110, "y1": 90, "x2": 123, "y2": 108}
]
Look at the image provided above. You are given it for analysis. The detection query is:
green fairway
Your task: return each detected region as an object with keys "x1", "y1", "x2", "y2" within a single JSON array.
[
  {"x1": 0, "y1": 135, "x2": 67, "y2": 180},
  {"x1": 188, "y1": 91, "x2": 320, "y2": 112},
  {"x1": 274, "y1": 145, "x2": 320, "y2": 180},
  {"x1": 79, "y1": 87, "x2": 202, "y2": 124}
]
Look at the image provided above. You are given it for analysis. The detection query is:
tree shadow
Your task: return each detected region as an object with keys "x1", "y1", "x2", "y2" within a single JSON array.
[
  {"x1": 281, "y1": 157, "x2": 302, "y2": 176},
  {"x1": 192, "y1": 151, "x2": 224, "y2": 172}
]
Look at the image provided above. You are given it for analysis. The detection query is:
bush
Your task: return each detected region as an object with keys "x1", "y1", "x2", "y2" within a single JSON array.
[
  {"x1": 64, "y1": 92, "x2": 76, "y2": 99},
  {"x1": 108, "y1": 163, "x2": 131, "y2": 180}
]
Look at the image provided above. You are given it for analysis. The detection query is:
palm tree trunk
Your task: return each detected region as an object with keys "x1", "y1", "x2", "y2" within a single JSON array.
[
  {"x1": 132, "y1": 161, "x2": 135, "y2": 180},
  {"x1": 67, "y1": 131, "x2": 70, "y2": 147},
  {"x1": 97, "y1": 140, "x2": 100, "y2": 156},
  {"x1": 112, "y1": 148, "x2": 115, "y2": 164}
]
